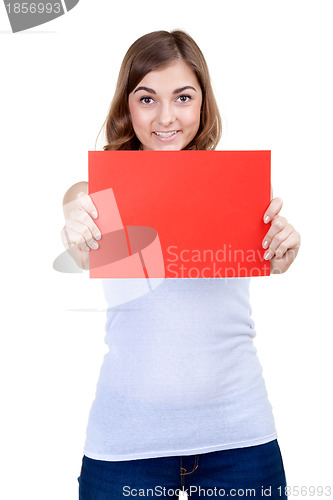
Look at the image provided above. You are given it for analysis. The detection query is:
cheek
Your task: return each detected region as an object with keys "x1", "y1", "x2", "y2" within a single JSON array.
[
  {"x1": 129, "y1": 106, "x2": 149, "y2": 135},
  {"x1": 128, "y1": 103, "x2": 138, "y2": 126},
  {"x1": 184, "y1": 104, "x2": 202, "y2": 131}
]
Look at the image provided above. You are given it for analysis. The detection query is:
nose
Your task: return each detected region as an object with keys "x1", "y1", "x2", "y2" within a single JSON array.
[{"x1": 157, "y1": 102, "x2": 176, "y2": 128}]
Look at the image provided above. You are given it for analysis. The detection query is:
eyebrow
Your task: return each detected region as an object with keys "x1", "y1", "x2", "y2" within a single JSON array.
[{"x1": 133, "y1": 85, "x2": 197, "y2": 94}]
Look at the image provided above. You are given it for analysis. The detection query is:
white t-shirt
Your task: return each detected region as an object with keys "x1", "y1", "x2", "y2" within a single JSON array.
[{"x1": 83, "y1": 277, "x2": 277, "y2": 461}]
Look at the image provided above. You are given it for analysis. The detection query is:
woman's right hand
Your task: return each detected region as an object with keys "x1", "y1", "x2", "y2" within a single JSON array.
[{"x1": 61, "y1": 191, "x2": 101, "y2": 270}]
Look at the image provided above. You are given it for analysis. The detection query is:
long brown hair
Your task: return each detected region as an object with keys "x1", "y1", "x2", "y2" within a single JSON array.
[{"x1": 99, "y1": 30, "x2": 222, "y2": 151}]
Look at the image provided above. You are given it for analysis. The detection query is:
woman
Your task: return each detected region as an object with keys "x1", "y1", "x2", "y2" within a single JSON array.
[{"x1": 61, "y1": 30, "x2": 300, "y2": 499}]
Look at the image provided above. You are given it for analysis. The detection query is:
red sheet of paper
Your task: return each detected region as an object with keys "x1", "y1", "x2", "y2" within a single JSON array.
[{"x1": 88, "y1": 150, "x2": 271, "y2": 278}]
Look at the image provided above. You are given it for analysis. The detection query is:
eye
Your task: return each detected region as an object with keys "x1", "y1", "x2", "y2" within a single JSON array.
[
  {"x1": 140, "y1": 96, "x2": 154, "y2": 105},
  {"x1": 177, "y1": 94, "x2": 192, "y2": 103}
]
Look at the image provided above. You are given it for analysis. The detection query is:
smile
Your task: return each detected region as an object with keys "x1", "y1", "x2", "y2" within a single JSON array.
[{"x1": 154, "y1": 131, "x2": 179, "y2": 137}]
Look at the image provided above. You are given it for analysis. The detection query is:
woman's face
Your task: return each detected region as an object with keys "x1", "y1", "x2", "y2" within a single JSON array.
[{"x1": 128, "y1": 60, "x2": 202, "y2": 151}]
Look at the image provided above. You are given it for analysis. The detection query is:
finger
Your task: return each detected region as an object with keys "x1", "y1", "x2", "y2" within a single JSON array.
[
  {"x1": 66, "y1": 211, "x2": 101, "y2": 244},
  {"x1": 274, "y1": 231, "x2": 300, "y2": 259},
  {"x1": 263, "y1": 197, "x2": 283, "y2": 224},
  {"x1": 77, "y1": 239, "x2": 91, "y2": 252},
  {"x1": 270, "y1": 246, "x2": 297, "y2": 274},
  {"x1": 61, "y1": 225, "x2": 90, "y2": 252},
  {"x1": 262, "y1": 216, "x2": 288, "y2": 249},
  {"x1": 72, "y1": 231, "x2": 99, "y2": 251},
  {"x1": 270, "y1": 225, "x2": 294, "y2": 254},
  {"x1": 265, "y1": 223, "x2": 294, "y2": 254},
  {"x1": 64, "y1": 219, "x2": 99, "y2": 250},
  {"x1": 74, "y1": 207, "x2": 102, "y2": 241},
  {"x1": 76, "y1": 192, "x2": 98, "y2": 219}
]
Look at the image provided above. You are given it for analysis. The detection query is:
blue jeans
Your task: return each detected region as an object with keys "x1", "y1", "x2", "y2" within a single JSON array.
[{"x1": 78, "y1": 439, "x2": 287, "y2": 499}]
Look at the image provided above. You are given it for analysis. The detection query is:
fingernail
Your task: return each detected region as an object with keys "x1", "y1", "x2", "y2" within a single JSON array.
[
  {"x1": 263, "y1": 240, "x2": 269, "y2": 249},
  {"x1": 91, "y1": 241, "x2": 99, "y2": 249},
  {"x1": 264, "y1": 250, "x2": 271, "y2": 260},
  {"x1": 92, "y1": 210, "x2": 98, "y2": 219},
  {"x1": 264, "y1": 216, "x2": 270, "y2": 223},
  {"x1": 95, "y1": 233, "x2": 101, "y2": 240}
]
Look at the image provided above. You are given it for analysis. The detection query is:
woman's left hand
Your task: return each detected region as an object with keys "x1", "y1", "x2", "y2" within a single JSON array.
[{"x1": 262, "y1": 197, "x2": 301, "y2": 274}]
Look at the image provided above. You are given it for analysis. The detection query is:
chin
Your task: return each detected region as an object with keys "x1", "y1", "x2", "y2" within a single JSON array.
[
  {"x1": 161, "y1": 144, "x2": 181, "y2": 151},
  {"x1": 153, "y1": 141, "x2": 185, "y2": 151}
]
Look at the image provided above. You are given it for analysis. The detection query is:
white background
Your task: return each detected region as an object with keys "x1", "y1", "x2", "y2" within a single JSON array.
[{"x1": 1, "y1": 1, "x2": 332, "y2": 498}]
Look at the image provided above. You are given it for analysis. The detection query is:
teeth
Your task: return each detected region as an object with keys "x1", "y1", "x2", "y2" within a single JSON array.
[{"x1": 154, "y1": 131, "x2": 178, "y2": 137}]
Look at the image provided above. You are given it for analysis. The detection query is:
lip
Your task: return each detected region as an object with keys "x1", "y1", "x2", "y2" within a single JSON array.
[{"x1": 152, "y1": 130, "x2": 180, "y2": 142}]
